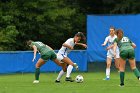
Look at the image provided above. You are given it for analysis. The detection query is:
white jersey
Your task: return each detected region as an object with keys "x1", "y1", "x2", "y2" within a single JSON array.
[
  {"x1": 105, "y1": 35, "x2": 117, "y2": 47},
  {"x1": 104, "y1": 35, "x2": 120, "y2": 59},
  {"x1": 58, "y1": 38, "x2": 75, "y2": 56}
]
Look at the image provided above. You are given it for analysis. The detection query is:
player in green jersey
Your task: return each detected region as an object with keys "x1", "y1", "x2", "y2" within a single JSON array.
[
  {"x1": 113, "y1": 29, "x2": 140, "y2": 87},
  {"x1": 27, "y1": 40, "x2": 62, "y2": 83}
]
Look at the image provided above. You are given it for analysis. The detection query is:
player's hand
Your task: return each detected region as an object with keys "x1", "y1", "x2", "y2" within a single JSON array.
[
  {"x1": 82, "y1": 44, "x2": 87, "y2": 48},
  {"x1": 102, "y1": 44, "x2": 106, "y2": 46},
  {"x1": 132, "y1": 43, "x2": 136, "y2": 48},
  {"x1": 114, "y1": 52, "x2": 116, "y2": 58},
  {"x1": 32, "y1": 57, "x2": 36, "y2": 62},
  {"x1": 106, "y1": 46, "x2": 110, "y2": 50}
]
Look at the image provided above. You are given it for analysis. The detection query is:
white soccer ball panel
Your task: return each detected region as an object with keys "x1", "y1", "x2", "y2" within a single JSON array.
[{"x1": 75, "y1": 75, "x2": 84, "y2": 83}]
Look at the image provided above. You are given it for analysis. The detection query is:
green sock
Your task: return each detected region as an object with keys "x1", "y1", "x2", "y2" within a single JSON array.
[
  {"x1": 35, "y1": 68, "x2": 40, "y2": 80},
  {"x1": 133, "y1": 68, "x2": 140, "y2": 78},
  {"x1": 120, "y1": 72, "x2": 125, "y2": 84}
]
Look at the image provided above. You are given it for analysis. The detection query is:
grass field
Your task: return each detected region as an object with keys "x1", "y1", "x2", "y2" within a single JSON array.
[{"x1": 0, "y1": 72, "x2": 140, "y2": 93}]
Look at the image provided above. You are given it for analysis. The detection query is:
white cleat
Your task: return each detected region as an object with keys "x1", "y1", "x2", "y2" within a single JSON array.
[
  {"x1": 74, "y1": 63, "x2": 79, "y2": 71},
  {"x1": 33, "y1": 80, "x2": 39, "y2": 84}
]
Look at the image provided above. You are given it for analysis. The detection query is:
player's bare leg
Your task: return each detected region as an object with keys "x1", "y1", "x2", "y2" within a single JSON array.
[
  {"x1": 62, "y1": 57, "x2": 76, "y2": 82},
  {"x1": 55, "y1": 63, "x2": 67, "y2": 83},
  {"x1": 53, "y1": 58, "x2": 62, "y2": 66},
  {"x1": 119, "y1": 58, "x2": 126, "y2": 86},
  {"x1": 129, "y1": 59, "x2": 140, "y2": 80},
  {"x1": 103, "y1": 57, "x2": 112, "y2": 80},
  {"x1": 33, "y1": 58, "x2": 45, "y2": 83},
  {"x1": 115, "y1": 58, "x2": 120, "y2": 71}
]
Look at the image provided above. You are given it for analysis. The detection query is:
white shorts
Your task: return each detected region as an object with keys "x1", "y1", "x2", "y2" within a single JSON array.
[
  {"x1": 57, "y1": 53, "x2": 67, "y2": 63},
  {"x1": 107, "y1": 50, "x2": 120, "y2": 59}
]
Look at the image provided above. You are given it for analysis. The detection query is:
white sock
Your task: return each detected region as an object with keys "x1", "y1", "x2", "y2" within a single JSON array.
[
  {"x1": 66, "y1": 65, "x2": 73, "y2": 78},
  {"x1": 56, "y1": 70, "x2": 65, "y2": 81},
  {"x1": 106, "y1": 68, "x2": 110, "y2": 78}
]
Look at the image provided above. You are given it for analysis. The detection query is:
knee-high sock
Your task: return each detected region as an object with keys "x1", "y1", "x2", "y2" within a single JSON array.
[
  {"x1": 35, "y1": 68, "x2": 40, "y2": 80},
  {"x1": 120, "y1": 72, "x2": 125, "y2": 84},
  {"x1": 56, "y1": 70, "x2": 65, "y2": 81},
  {"x1": 66, "y1": 65, "x2": 73, "y2": 78},
  {"x1": 133, "y1": 68, "x2": 140, "y2": 78},
  {"x1": 106, "y1": 68, "x2": 110, "y2": 78}
]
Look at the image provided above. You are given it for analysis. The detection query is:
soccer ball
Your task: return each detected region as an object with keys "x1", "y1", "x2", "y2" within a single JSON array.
[{"x1": 75, "y1": 75, "x2": 84, "y2": 83}]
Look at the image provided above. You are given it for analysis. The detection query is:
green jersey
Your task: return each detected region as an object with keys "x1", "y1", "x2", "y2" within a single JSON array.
[
  {"x1": 114, "y1": 36, "x2": 133, "y2": 52},
  {"x1": 31, "y1": 41, "x2": 52, "y2": 55}
]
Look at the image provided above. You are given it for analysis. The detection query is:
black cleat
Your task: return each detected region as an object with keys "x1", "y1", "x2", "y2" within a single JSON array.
[
  {"x1": 137, "y1": 77, "x2": 140, "y2": 80},
  {"x1": 119, "y1": 83, "x2": 124, "y2": 87},
  {"x1": 55, "y1": 80, "x2": 60, "y2": 83},
  {"x1": 65, "y1": 77, "x2": 74, "y2": 82}
]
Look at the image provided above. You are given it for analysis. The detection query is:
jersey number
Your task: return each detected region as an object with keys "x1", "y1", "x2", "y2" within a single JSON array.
[{"x1": 121, "y1": 37, "x2": 129, "y2": 43}]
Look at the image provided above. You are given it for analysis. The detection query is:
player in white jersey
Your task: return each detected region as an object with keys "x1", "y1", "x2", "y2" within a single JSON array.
[
  {"x1": 102, "y1": 27, "x2": 120, "y2": 80},
  {"x1": 55, "y1": 32, "x2": 87, "y2": 82}
]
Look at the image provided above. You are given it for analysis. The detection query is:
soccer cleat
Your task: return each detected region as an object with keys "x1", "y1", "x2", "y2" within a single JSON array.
[
  {"x1": 119, "y1": 83, "x2": 124, "y2": 87},
  {"x1": 65, "y1": 77, "x2": 74, "y2": 82},
  {"x1": 55, "y1": 80, "x2": 60, "y2": 83},
  {"x1": 137, "y1": 77, "x2": 140, "y2": 80},
  {"x1": 33, "y1": 80, "x2": 39, "y2": 84},
  {"x1": 103, "y1": 77, "x2": 110, "y2": 80},
  {"x1": 73, "y1": 63, "x2": 79, "y2": 71}
]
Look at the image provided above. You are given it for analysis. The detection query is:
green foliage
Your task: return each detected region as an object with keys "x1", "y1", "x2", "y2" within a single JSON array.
[
  {"x1": 0, "y1": 0, "x2": 140, "y2": 50},
  {"x1": 0, "y1": 26, "x2": 19, "y2": 50}
]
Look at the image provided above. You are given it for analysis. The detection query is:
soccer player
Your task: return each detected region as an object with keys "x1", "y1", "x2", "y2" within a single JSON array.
[
  {"x1": 113, "y1": 29, "x2": 140, "y2": 86},
  {"x1": 102, "y1": 27, "x2": 120, "y2": 80},
  {"x1": 55, "y1": 32, "x2": 87, "y2": 82},
  {"x1": 27, "y1": 40, "x2": 62, "y2": 83}
]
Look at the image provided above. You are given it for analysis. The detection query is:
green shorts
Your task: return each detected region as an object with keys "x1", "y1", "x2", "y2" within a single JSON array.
[
  {"x1": 41, "y1": 50, "x2": 57, "y2": 61},
  {"x1": 120, "y1": 49, "x2": 135, "y2": 60}
]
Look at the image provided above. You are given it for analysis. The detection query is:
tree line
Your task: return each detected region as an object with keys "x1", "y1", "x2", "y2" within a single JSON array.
[{"x1": 0, "y1": 0, "x2": 140, "y2": 50}]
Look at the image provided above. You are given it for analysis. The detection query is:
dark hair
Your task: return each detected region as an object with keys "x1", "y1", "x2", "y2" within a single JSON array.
[
  {"x1": 26, "y1": 40, "x2": 33, "y2": 46},
  {"x1": 116, "y1": 29, "x2": 124, "y2": 36},
  {"x1": 110, "y1": 26, "x2": 115, "y2": 30},
  {"x1": 75, "y1": 32, "x2": 86, "y2": 41}
]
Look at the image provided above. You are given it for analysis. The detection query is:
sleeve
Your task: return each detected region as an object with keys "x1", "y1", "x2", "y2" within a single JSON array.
[
  {"x1": 103, "y1": 36, "x2": 109, "y2": 44},
  {"x1": 113, "y1": 38, "x2": 118, "y2": 43},
  {"x1": 64, "y1": 38, "x2": 73, "y2": 45}
]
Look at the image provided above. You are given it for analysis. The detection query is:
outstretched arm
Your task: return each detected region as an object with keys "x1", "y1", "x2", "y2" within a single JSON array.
[
  {"x1": 113, "y1": 42, "x2": 117, "y2": 57},
  {"x1": 106, "y1": 44, "x2": 114, "y2": 50},
  {"x1": 63, "y1": 43, "x2": 74, "y2": 50},
  {"x1": 75, "y1": 43, "x2": 87, "y2": 48},
  {"x1": 32, "y1": 45, "x2": 37, "y2": 62},
  {"x1": 132, "y1": 43, "x2": 136, "y2": 48},
  {"x1": 102, "y1": 37, "x2": 108, "y2": 46}
]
